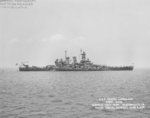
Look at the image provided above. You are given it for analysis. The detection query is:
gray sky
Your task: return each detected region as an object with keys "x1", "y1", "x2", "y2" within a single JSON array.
[{"x1": 0, "y1": 0, "x2": 150, "y2": 68}]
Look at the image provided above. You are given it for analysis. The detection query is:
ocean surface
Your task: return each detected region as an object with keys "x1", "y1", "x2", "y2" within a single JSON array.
[{"x1": 0, "y1": 69, "x2": 150, "y2": 118}]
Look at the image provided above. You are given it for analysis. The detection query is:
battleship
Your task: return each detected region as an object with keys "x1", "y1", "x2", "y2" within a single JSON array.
[{"x1": 19, "y1": 50, "x2": 133, "y2": 71}]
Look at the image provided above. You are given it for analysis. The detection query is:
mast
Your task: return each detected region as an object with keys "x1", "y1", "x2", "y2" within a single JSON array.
[
  {"x1": 65, "y1": 50, "x2": 67, "y2": 59},
  {"x1": 80, "y1": 49, "x2": 82, "y2": 61},
  {"x1": 80, "y1": 49, "x2": 82, "y2": 55}
]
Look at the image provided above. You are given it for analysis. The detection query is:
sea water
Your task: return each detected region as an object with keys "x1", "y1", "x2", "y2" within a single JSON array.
[{"x1": 0, "y1": 69, "x2": 150, "y2": 118}]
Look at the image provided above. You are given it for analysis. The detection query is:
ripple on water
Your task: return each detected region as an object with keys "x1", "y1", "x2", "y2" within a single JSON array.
[
  {"x1": 76, "y1": 102, "x2": 87, "y2": 107},
  {"x1": 48, "y1": 94, "x2": 55, "y2": 98},
  {"x1": 64, "y1": 101, "x2": 72, "y2": 105},
  {"x1": 51, "y1": 99, "x2": 63, "y2": 103},
  {"x1": 20, "y1": 111, "x2": 47, "y2": 118}
]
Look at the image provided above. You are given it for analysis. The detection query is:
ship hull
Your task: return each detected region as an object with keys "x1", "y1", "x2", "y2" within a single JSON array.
[
  {"x1": 19, "y1": 66, "x2": 133, "y2": 71},
  {"x1": 19, "y1": 67, "x2": 54, "y2": 71}
]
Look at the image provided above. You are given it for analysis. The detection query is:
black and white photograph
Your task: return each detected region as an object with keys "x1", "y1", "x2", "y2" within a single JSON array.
[{"x1": 0, "y1": 0, "x2": 150, "y2": 117}]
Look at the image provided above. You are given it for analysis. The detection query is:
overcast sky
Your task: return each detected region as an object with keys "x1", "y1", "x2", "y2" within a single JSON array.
[{"x1": 0, "y1": 0, "x2": 150, "y2": 68}]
